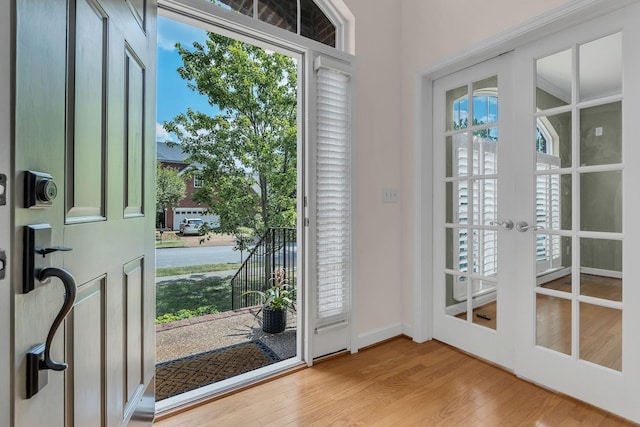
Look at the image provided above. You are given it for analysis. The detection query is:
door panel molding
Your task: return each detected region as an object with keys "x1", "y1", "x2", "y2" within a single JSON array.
[{"x1": 66, "y1": 0, "x2": 108, "y2": 222}]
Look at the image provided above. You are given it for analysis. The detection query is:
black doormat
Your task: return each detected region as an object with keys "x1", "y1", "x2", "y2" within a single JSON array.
[{"x1": 155, "y1": 340, "x2": 281, "y2": 401}]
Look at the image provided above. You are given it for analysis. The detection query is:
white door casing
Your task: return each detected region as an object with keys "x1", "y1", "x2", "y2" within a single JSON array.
[{"x1": 13, "y1": 0, "x2": 157, "y2": 425}]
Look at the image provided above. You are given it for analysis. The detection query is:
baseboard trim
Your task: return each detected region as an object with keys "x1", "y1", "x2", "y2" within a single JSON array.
[{"x1": 357, "y1": 322, "x2": 406, "y2": 350}]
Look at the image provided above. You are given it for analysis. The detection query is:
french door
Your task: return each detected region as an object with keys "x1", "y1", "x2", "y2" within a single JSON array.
[
  {"x1": 433, "y1": 52, "x2": 517, "y2": 370},
  {"x1": 433, "y1": 3, "x2": 640, "y2": 422}
]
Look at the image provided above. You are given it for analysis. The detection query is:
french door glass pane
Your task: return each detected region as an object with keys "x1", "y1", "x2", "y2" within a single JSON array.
[
  {"x1": 579, "y1": 33, "x2": 622, "y2": 102},
  {"x1": 447, "y1": 85, "x2": 469, "y2": 131},
  {"x1": 536, "y1": 294, "x2": 571, "y2": 355},
  {"x1": 472, "y1": 76, "x2": 498, "y2": 126},
  {"x1": 446, "y1": 227, "x2": 470, "y2": 273},
  {"x1": 471, "y1": 280, "x2": 497, "y2": 330},
  {"x1": 580, "y1": 238, "x2": 622, "y2": 302},
  {"x1": 473, "y1": 128, "x2": 498, "y2": 175},
  {"x1": 537, "y1": 236, "x2": 572, "y2": 290},
  {"x1": 446, "y1": 133, "x2": 468, "y2": 178},
  {"x1": 536, "y1": 49, "x2": 572, "y2": 109},
  {"x1": 535, "y1": 173, "x2": 571, "y2": 231},
  {"x1": 446, "y1": 273, "x2": 465, "y2": 310},
  {"x1": 536, "y1": 112, "x2": 572, "y2": 168},
  {"x1": 471, "y1": 229, "x2": 497, "y2": 277},
  {"x1": 580, "y1": 303, "x2": 622, "y2": 371},
  {"x1": 579, "y1": 102, "x2": 622, "y2": 166},
  {"x1": 580, "y1": 171, "x2": 622, "y2": 233}
]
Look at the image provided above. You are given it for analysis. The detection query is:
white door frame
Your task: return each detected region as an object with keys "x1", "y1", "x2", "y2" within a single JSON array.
[
  {"x1": 156, "y1": 0, "x2": 356, "y2": 415},
  {"x1": 413, "y1": 0, "x2": 639, "y2": 342},
  {"x1": 0, "y1": 1, "x2": 12, "y2": 425}
]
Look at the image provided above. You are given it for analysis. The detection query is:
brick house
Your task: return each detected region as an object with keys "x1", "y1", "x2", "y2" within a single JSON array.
[{"x1": 156, "y1": 140, "x2": 220, "y2": 231}]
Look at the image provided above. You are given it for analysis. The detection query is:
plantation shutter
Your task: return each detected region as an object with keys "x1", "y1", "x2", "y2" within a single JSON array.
[
  {"x1": 314, "y1": 57, "x2": 352, "y2": 330},
  {"x1": 453, "y1": 135, "x2": 498, "y2": 301},
  {"x1": 535, "y1": 153, "x2": 561, "y2": 273}
]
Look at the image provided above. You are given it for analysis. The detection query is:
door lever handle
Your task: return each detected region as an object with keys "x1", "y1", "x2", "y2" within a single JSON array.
[
  {"x1": 489, "y1": 219, "x2": 514, "y2": 231},
  {"x1": 35, "y1": 246, "x2": 72, "y2": 257},
  {"x1": 26, "y1": 266, "x2": 77, "y2": 398},
  {"x1": 515, "y1": 221, "x2": 543, "y2": 232}
]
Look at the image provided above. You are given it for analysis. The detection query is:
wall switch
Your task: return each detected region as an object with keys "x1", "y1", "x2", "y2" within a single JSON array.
[
  {"x1": 595, "y1": 127, "x2": 603, "y2": 136},
  {"x1": 382, "y1": 188, "x2": 398, "y2": 203}
]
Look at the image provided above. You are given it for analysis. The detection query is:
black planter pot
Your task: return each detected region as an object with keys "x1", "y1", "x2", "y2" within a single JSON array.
[{"x1": 262, "y1": 306, "x2": 287, "y2": 333}]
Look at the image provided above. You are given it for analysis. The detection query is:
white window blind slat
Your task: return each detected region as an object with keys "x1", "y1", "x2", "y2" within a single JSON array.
[{"x1": 316, "y1": 65, "x2": 351, "y2": 326}]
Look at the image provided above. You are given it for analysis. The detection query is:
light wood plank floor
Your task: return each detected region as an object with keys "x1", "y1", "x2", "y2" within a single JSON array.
[{"x1": 154, "y1": 337, "x2": 635, "y2": 426}]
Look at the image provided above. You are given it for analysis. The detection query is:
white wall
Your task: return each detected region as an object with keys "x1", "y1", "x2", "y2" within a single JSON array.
[{"x1": 342, "y1": 0, "x2": 574, "y2": 345}]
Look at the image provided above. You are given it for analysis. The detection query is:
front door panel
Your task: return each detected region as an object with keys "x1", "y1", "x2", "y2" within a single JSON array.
[{"x1": 14, "y1": 0, "x2": 157, "y2": 425}]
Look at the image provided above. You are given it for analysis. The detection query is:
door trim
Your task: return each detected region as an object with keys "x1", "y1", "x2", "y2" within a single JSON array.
[
  {"x1": 413, "y1": 0, "x2": 639, "y2": 344},
  {"x1": 0, "y1": 1, "x2": 13, "y2": 426}
]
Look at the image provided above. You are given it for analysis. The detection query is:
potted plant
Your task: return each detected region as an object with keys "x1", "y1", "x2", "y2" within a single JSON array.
[{"x1": 243, "y1": 267, "x2": 296, "y2": 333}]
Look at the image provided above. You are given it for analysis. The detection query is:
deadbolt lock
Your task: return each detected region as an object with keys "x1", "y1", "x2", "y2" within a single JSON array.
[{"x1": 24, "y1": 171, "x2": 57, "y2": 208}]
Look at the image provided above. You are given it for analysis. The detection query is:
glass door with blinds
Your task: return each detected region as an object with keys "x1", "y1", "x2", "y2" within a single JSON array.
[
  {"x1": 308, "y1": 54, "x2": 354, "y2": 359},
  {"x1": 432, "y1": 53, "x2": 517, "y2": 370}
]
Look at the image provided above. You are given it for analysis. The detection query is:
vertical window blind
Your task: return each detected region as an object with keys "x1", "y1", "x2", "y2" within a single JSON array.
[{"x1": 315, "y1": 63, "x2": 351, "y2": 328}]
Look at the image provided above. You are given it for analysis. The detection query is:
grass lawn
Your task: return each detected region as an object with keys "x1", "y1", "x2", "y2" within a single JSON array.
[
  {"x1": 156, "y1": 263, "x2": 241, "y2": 278},
  {"x1": 156, "y1": 275, "x2": 233, "y2": 318},
  {"x1": 155, "y1": 240, "x2": 186, "y2": 248}
]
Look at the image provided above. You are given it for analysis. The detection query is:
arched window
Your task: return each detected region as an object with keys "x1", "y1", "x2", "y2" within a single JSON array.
[{"x1": 212, "y1": 0, "x2": 337, "y2": 47}]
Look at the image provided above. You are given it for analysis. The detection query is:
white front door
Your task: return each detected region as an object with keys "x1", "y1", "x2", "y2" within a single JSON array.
[
  {"x1": 13, "y1": 0, "x2": 157, "y2": 425},
  {"x1": 433, "y1": 3, "x2": 640, "y2": 422}
]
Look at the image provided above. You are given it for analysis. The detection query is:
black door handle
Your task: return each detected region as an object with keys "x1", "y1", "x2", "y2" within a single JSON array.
[{"x1": 26, "y1": 266, "x2": 77, "y2": 398}]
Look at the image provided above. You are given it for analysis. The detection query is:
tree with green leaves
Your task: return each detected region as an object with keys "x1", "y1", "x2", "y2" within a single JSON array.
[
  {"x1": 163, "y1": 33, "x2": 297, "y2": 241},
  {"x1": 156, "y1": 163, "x2": 186, "y2": 226}
]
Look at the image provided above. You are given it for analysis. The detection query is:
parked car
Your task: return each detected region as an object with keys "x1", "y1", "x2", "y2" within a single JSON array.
[{"x1": 179, "y1": 218, "x2": 204, "y2": 236}]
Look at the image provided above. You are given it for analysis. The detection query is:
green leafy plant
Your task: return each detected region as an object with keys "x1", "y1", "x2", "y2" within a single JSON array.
[
  {"x1": 155, "y1": 305, "x2": 219, "y2": 324},
  {"x1": 243, "y1": 267, "x2": 296, "y2": 314}
]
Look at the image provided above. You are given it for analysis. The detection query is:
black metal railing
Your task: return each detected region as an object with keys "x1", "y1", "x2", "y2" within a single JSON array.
[{"x1": 231, "y1": 228, "x2": 296, "y2": 310}]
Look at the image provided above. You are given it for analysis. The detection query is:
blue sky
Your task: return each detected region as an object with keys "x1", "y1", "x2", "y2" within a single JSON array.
[{"x1": 156, "y1": 16, "x2": 221, "y2": 142}]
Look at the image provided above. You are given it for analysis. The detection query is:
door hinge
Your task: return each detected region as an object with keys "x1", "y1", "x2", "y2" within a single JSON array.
[
  {"x1": 0, "y1": 249, "x2": 5, "y2": 280},
  {"x1": 304, "y1": 196, "x2": 308, "y2": 207},
  {"x1": 304, "y1": 218, "x2": 310, "y2": 227},
  {"x1": 0, "y1": 174, "x2": 6, "y2": 206}
]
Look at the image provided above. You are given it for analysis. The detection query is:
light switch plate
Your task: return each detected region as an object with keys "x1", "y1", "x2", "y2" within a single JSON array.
[{"x1": 382, "y1": 188, "x2": 399, "y2": 203}]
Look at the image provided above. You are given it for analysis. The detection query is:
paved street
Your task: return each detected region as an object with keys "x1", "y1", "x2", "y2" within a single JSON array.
[{"x1": 156, "y1": 245, "x2": 241, "y2": 268}]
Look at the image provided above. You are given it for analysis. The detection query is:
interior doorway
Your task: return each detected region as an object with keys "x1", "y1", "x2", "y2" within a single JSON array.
[{"x1": 154, "y1": 14, "x2": 303, "y2": 408}]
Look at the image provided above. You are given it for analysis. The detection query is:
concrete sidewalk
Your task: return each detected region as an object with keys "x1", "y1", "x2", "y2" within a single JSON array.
[
  {"x1": 155, "y1": 269, "x2": 238, "y2": 285},
  {"x1": 155, "y1": 271, "x2": 297, "y2": 364}
]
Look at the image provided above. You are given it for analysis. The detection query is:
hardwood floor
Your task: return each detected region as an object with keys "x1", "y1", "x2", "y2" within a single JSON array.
[{"x1": 154, "y1": 337, "x2": 634, "y2": 426}]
